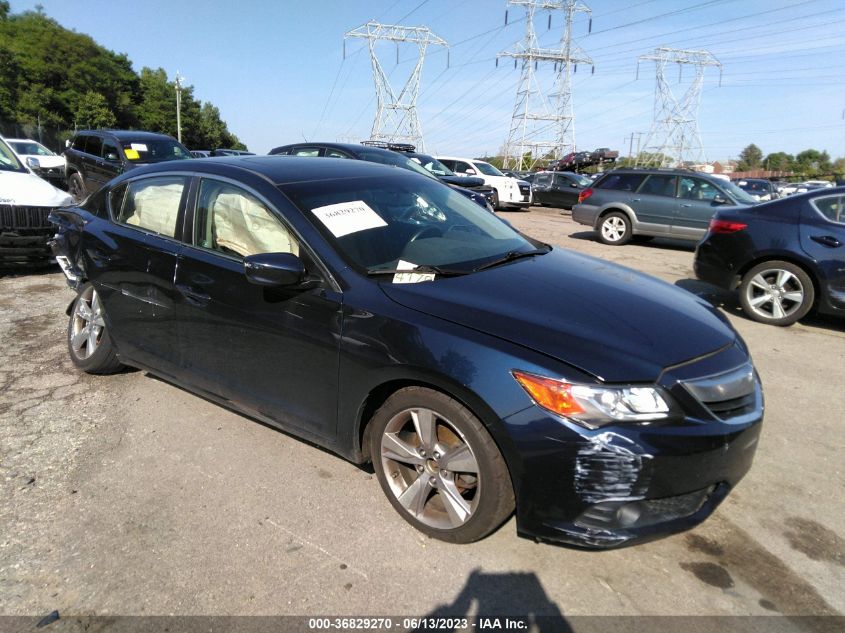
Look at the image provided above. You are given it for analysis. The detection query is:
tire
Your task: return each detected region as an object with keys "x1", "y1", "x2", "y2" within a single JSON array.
[
  {"x1": 369, "y1": 387, "x2": 514, "y2": 544},
  {"x1": 739, "y1": 260, "x2": 814, "y2": 326},
  {"x1": 67, "y1": 283, "x2": 124, "y2": 374},
  {"x1": 67, "y1": 172, "x2": 86, "y2": 204},
  {"x1": 491, "y1": 189, "x2": 500, "y2": 210},
  {"x1": 597, "y1": 211, "x2": 632, "y2": 245}
]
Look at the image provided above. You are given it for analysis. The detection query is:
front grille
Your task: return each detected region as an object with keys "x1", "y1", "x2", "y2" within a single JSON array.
[
  {"x1": 0, "y1": 205, "x2": 54, "y2": 229},
  {"x1": 518, "y1": 184, "x2": 530, "y2": 195},
  {"x1": 681, "y1": 362, "x2": 761, "y2": 422}
]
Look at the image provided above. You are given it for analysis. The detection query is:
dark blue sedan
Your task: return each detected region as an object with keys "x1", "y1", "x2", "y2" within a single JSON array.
[
  {"x1": 50, "y1": 157, "x2": 763, "y2": 548},
  {"x1": 695, "y1": 186, "x2": 845, "y2": 326}
]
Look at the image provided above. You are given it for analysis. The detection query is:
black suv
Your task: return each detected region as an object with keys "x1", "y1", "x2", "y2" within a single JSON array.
[{"x1": 64, "y1": 130, "x2": 192, "y2": 201}]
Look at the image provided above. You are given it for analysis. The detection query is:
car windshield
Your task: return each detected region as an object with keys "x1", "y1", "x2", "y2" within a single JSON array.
[
  {"x1": 282, "y1": 173, "x2": 542, "y2": 275},
  {"x1": 721, "y1": 181, "x2": 757, "y2": 204},
  {"x1": 9, "y1": 141, "x2": 55, "y2": 156},
  {"x1": 0, "y1": 138, "x2": 26, "y2": 172},
  {"x1": 356, "y1": 148, "x2": 438, "y2": 180},
  {"x1": 410, "y1": 154, "x2": 454, "y2": 177},
  {"x1": 120, "y1": 139, "x2": 192, "y2": 163},
  {"x1": 472, "y1": 161, "x2": 505, "y2": 177}
]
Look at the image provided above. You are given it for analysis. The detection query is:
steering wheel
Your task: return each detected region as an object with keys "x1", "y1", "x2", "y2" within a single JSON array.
[{"x1": 408, "y1": 226, "x2": 443, "y2": 242}]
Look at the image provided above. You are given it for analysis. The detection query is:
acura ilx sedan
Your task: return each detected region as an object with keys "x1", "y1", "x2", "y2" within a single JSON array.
[{"x1": 50, "y1": 156, "x2": 763, "y2": 548}]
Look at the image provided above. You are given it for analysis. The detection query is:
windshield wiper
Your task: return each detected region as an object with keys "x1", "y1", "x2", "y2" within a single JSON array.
[
  {"x1": 367, "y1": 264, "x2": 466, "y2": 277},
  {"x1": 472, "y1": 247, "x2": 551, "y2": 272}
]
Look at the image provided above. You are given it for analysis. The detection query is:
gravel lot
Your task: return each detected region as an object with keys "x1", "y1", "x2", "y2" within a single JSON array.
[{"x1": 0, "y1": 206, "x2": 842, "y2": 625}]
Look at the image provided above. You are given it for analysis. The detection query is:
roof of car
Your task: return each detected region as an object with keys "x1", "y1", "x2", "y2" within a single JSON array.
[
  {"x1": 121, "y1": 154, "x2": 429, "y2": 186},
  {"x1": 74, "y1": 129, "x2": 177, "y2": 141},
  {"x1": 270, "y1": 142, "x2": 398, "y2": 157},
  {"x1": 5, "y1": 138, "x2": 40, "y2": 143}
]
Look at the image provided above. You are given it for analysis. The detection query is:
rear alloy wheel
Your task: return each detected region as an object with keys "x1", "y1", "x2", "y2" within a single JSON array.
[
  {"x1": 597, "y1": 211, "x2": 632, "y2": 245},
  {"x1": 491, "y1": 190, "x2": 500, "y2": 210},
  {"x1": 68, "y1": 283, "x2": 124, "y2": 374},
  {"x1": 370, "y1": 387, "x2": 514, "y2": 543},
  {"x1": 739, "y1": 260, "x2": 814, "y2": 326},
  {"x1": 67, "y1": 173, "x2": 86, "y2": 203}
]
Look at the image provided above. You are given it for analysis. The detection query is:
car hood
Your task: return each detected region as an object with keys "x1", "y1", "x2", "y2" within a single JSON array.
[
  {"x1": 0, "y1": 170, "x2": 72, "y2": 206},
  {"x1": 20, "y1": 154, "x2": 65, "y2": 169},
  {"x1": 379, "y1": 249, "x2": 736, "y2": 383},
  {"x1": 440, "y1": 174, "x2": 485, "y2": 188}
]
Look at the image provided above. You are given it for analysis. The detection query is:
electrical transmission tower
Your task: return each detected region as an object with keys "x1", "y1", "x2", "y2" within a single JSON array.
[
  {"x1": 344, "y1": 21, "x2": 447, "y2": 151},
  {"x1": 498, "y1": 1, "x2": 593, "y2": 171},
  {"x1": 636, "y1": 47, "x2": 722, "y2": 168}
]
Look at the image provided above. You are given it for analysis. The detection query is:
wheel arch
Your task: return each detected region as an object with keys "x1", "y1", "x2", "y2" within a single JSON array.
[{"x1": 595, "y1": 205, "x2": 637, "y2": 230}]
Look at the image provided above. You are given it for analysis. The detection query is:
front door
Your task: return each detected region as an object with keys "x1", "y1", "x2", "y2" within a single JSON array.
[
  {"x1": 631, "y1": 174, "x2": 677, "y2": 233},
  {"x1": 672, "y1": 176, "x2": 727, "y2": 239},
  {"x1": 174, "y1": 177, "x2": 342, "y2": 440}
]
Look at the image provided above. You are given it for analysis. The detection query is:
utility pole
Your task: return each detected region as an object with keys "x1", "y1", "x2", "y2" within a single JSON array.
[
  {"x1": 345, "y1": 21, "x2": 448, "y2": 151},
  {"x1": 635, "y1": 47, "x2": 721, "y2": 168},
  {"x1": 498, "y1": 0, "x2": 593, "y2": 171},
  {"x1": 174, "y1": 71, "x2": 185, "y2": 143},
  {"x1": 624, "y1": 132, "x2": 643, "y2": 160}
]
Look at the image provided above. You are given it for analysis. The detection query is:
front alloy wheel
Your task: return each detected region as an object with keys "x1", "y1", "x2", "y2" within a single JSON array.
[
  {"x1": 739, "y1": 261, "x2": 814, "y2": 326},
  {"x1": 370, "y1": 387, "x2": 514, "y2": 543}
]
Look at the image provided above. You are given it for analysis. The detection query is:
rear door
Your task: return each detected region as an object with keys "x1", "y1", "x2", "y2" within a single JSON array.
[
  {"x1": 553, "y1": 173, "x2": 583, "y2": 207},
  {"x1": 532, "y1": 172, "x2": 552, "y2": 205},
  {"x1": 672, "y1": 176, "x2": 729, "y2": 239},
  {"x1": 801, "y1": 194, "x2": 845, "y2": 311},
  {"x1": 91, "y1": 174, "x2": 190, "y2": 372},
  {"x1": 631, "y1": 174, "x2": 677, "y2": 232},
  {"x1": 173, "y1": 176, "x2": 342, "y2": 440},
  {"x1": 80, "y1": 135, "x2": 103, "y2": 194}
]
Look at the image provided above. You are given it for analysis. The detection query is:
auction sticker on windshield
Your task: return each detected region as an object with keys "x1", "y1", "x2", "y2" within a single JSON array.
[{"x1": 311, "y1": 200, "x2": 387, "y2": 237}]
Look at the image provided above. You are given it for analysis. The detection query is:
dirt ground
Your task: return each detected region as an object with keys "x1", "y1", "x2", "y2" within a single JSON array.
[{"x1": 0, "y1": 206, "x2": 842, "y2": 627}]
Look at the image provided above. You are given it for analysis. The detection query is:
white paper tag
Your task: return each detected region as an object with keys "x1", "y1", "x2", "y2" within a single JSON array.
[
  {"x1": 130, "y1": 143, "x2": 148, "y2": 152},
  {"x1": 393, "y1": 259, "x2": 435, "y2": 284},
  {"x1": 311, "y1": 200, "x2": 387, "y2": 238}
]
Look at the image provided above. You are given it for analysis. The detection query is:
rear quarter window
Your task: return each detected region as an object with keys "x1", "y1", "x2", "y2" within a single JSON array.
[{"x1": 596, "y1": 173, "x2": 646, "y2": 192}]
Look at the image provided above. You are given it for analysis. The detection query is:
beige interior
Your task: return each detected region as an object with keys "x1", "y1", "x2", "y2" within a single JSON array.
[
  {"x1": 125, "y1": 182, "x2": 184, "y2": 237},
  {"x1": 211, "y1": 192, "x2": 299, "y2": 257}
]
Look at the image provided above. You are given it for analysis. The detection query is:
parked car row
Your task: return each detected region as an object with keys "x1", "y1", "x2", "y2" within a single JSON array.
[{"x1": 567, "y1": 165, "x2": 844, "y2": 327}]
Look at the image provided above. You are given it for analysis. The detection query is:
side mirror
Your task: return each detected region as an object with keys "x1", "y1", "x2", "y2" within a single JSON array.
[
  {"x1": 713, "y1": 194, "x2": 729, "y2": 205},
  {"x1": 570, "y1": 182, "x2": 580, "y2": 188},
  {"x1": 244, "y1": 252, "x2": 306, "y2": 287},
  {"x1": 105, "y1": 152, "x2": 119, "y2": 162},
  {"x1": 65, "y1": 139, "x2": 71, "y2": 148},
  {"x1": 25, "y1": 157, "x2": 40, "y2": 170},
  {"x1": 464, "y1": 168, "x2": 476, "y2": 175}
]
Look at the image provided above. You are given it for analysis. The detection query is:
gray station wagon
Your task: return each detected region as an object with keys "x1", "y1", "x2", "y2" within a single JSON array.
[{"x1": 572, "y1": 168, "x2": 756, "y2": 245}]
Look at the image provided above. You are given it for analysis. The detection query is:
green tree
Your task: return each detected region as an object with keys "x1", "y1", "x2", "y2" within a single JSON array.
[
  {"x1": 832, "y1": 157, "x2": 845, "y2": 177},
  {"x1": 737, "y1": 143, "x2": 763, "y2": 171},
  {"x1": 795, "y1": 149, "x2": 831, "y2": 176},
  {"x1": 74, "y1": 90, "x2": 115, "y2": 128},
  {"x1": 762, "y1": 151, "x2": 794, "y2": 172}
]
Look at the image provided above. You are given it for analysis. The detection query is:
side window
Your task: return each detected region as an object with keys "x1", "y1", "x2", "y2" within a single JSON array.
[
  {"x1": 84, "y1": 136, "x2": 102, "y2": 157},
  {"x1": 292, "y1": 147, "x2": 321, "y2": 157},
  {"x1": 72, "y1": 135, "x2": 89, "y2": 151},
  {"x1": 679, "y1": 177, "x2": 719, "y2": 201},
  {"x1": 113, "y1": 176, "x2": 187, "y2": 238},
  {"x1": 455, "y1": 161, "x2": 473, "y2": 174},
  {"x1": 194, "y1": 179, "x2": 299, "y2": 259},
  {"x1": 109, "y1": 183, "x2": 127, "y2": 216},
  {"x1": 325, "y1": 149, "x2": 351, "y2": 159},
  {"x1": 597, "y1": 173, "x2": 646, "y2": 192},
  {"x1": 534, "y1": 174, "x2": 550, "y2": 186},
  {"x1": 102, "y1": 140, "x2": 120, "y2": 162},
  {"x1": 812, "y1": 196, "x2": 844, "y2": 224},
  {"x1": 439, "y1": 159, "x2": 456, "y2": 171},
  {"x1": 637, "y1": 175, "x2": 677, "y2": 197}
]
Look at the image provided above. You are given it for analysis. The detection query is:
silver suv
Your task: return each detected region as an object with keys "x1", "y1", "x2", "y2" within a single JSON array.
[{"x1": 572, "y1": 168, "x2": 756, "y2": 245}]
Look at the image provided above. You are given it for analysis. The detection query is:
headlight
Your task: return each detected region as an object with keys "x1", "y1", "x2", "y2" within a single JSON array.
[
  {"x1": 512, "y1": 370, "x2": 673, "y2": 429},
  {"x1": 26, "y1": 157, "x2": 41, "y2": 169}
]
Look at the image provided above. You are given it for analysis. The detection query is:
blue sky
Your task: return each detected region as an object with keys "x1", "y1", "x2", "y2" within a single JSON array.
[{"x1": 10, "y1": 0, "x2": 845, "y2": 161}]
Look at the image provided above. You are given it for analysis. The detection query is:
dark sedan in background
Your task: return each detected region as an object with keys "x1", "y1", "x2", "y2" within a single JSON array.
[
  {"x1": 50, "y1": 156, "x2": 763, "y2": 548},
  {"x1": 695, "y1": 186, "x2": 845, "y2": 326},
  {"x1": 532, "y1": 171, "x2": 592, "y2": 209}
]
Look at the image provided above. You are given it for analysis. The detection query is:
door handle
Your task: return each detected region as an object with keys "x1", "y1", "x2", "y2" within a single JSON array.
[
  {"x1": 176, "y1": 284, "x2": 211, "y2": 306},
  {"x1": 632, "y1": 198, "x2": 641, "y2": 202},
  {"x1": 680, "y1": 203, "x2": 693, "y2": 207},
  {"x1": 810, "y1": 235, "x2": 842, "y2": 248}
]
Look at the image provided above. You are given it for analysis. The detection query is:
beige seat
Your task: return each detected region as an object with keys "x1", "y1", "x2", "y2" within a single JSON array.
[{"x1": 125, "y1": 183, "x2": 184, "y2": 237}]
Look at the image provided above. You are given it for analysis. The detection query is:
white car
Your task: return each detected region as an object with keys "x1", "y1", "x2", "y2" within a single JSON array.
[
  {"x1": 0, "y1": 136, "x2": 72, "y2": 264},
  {"x1": 6, "y1": 137, "x2": 66, "y2": 189},
  {"x1": 436, "y1": 156, "x2": 531, "y2": 210}
]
